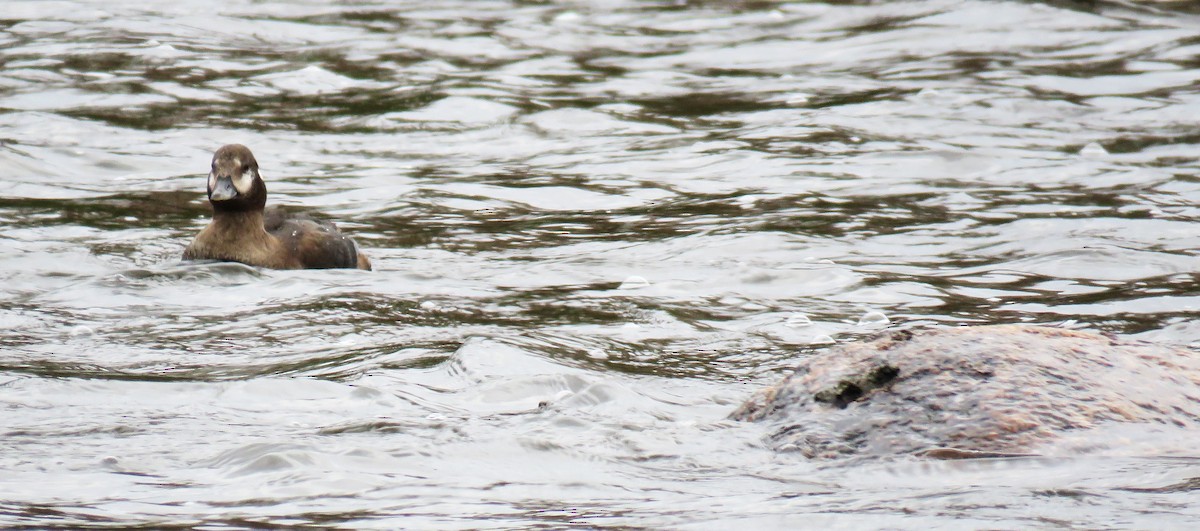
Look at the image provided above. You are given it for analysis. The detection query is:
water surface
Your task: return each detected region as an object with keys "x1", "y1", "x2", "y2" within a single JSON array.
[{"x1": 2, "y1": 0, "x2": 1200, "y2": 527}]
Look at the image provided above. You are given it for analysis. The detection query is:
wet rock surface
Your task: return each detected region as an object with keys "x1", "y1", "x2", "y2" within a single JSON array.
[{"x1": 732, "y1": 325, "x2": 1200, "y2": 458}]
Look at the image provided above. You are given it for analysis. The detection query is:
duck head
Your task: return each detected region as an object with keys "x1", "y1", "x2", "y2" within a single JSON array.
[{"x1": 208, "y1": 144, "x2": 267, "y2": 212}]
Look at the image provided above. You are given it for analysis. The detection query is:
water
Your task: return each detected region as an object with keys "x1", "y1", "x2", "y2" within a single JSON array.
[{"x1": 2, "y1": 0, "x2": 1200, "y2": 527}]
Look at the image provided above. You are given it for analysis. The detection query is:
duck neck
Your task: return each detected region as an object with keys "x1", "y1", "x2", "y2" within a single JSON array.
[{"x1": 211, "y1": 209, "x2": 269, "y2": 240}]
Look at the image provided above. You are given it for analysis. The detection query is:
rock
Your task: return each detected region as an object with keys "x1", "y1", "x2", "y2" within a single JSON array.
[{"x1": 731, "y1": 325, "x2": 1200, "y2": 458}]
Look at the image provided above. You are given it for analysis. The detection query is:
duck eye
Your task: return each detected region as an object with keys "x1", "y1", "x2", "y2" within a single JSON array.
[{"x1": 242, "y1": 164, "x2": 251, "y2": 173}]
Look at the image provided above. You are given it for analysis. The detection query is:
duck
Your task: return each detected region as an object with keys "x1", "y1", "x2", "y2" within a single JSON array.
[{"x1": 183, "y1": 144, "x2": 372, "y2": 270}]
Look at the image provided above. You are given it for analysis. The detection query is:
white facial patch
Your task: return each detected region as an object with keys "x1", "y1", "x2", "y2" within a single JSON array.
[{"x1": 232, "y1": 166, "x2": 254, "y2": 194}]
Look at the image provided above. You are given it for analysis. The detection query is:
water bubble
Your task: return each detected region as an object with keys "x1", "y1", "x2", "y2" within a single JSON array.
[
  {"x1": 1079, "y1": 142, "x2": 1108, "y2": 157},
  {"x1": 419, "y1": 300, "x2": 437, "y2": 310},
  {"x1": 100, "y1": 456, "x2": 119, "y2": 468},
  {"x1": 618, "y1": 276, "x2": 650, "y2": 290},
  {"x1": 786, "y1": 94, "x2": 809, "y2": 105},
  {"x1": 785, "y1": 313, "x2": 812, "y2": 327},
  {"x1": 622, "y1": 322, "x2": 641, "y2": 329},
  {"x1": 70, "y1": 325, "x2": 94, "y2": 337},
  {"x1": 858, "y1": 311, "x2": 890, "y2": 326},
  {"x1": 554, "y1": 11, "x2": 581, "y2": 22},
  {"x1": 811, "y1": 334, "x2": 835, "y2": 345}
]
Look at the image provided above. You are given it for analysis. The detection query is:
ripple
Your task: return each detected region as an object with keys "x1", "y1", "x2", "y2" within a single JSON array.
[{"x1": 390, "y1": 96, "x2": 518, "y2": 125}]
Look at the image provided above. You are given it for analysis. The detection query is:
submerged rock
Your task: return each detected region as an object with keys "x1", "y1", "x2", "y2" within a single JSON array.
[{"x1": 732, "y1": 325, "x2": 1200, "y2": 458}]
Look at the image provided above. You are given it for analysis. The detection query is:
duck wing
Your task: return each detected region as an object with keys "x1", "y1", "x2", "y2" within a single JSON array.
[{"x1": 266, "y1": 207, "x2": 361, "y2": 269}]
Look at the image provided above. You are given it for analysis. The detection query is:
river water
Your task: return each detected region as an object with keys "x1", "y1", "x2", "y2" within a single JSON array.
[{"x1": 2, "y1": 0, "x2": 1199, "y2": 528}]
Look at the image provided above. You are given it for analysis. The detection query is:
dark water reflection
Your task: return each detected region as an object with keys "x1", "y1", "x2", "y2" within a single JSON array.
[{"x1": 2, "y1": 0, "x2": 1200, "y2": 527}]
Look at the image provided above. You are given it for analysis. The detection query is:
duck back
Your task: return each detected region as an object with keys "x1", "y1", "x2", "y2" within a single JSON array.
[{"x1": 265, "y1": 207, "x2": 368, "y2": 270}]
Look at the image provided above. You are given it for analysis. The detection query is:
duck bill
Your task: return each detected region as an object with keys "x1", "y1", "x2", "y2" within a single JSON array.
[{"x1": 209, "y1": 175, "x2": 238, "y2": 201}]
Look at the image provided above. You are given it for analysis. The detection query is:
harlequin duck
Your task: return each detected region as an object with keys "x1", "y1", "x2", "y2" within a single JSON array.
[{"x1": 183, "y1": 144, "x2": 372, "y2": 270}]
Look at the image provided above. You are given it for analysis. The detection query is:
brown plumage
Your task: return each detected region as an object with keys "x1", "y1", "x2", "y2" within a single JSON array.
[{"x1": 183, "y1": 144, "x2": 372, "y2": 270}]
